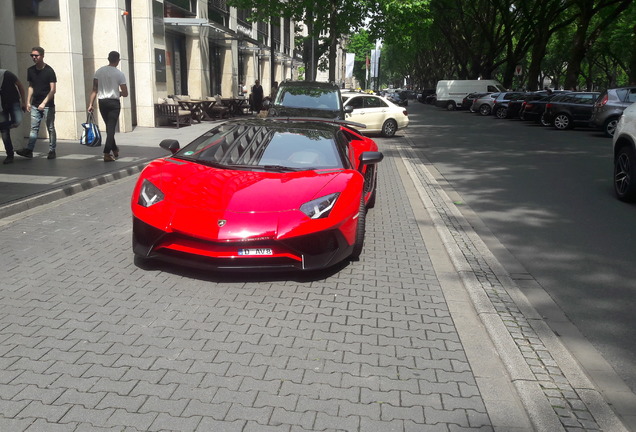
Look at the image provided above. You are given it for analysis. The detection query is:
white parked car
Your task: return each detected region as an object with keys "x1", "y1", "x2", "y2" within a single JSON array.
[
  {"x1": 341, "y1": 92, "x2": 409, "y2": 137},
  {"x1": 613, "y1": 102, "x2": 636, "y2": 201}
]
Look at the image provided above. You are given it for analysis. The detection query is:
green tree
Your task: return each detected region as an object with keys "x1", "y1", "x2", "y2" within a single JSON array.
[
  {"x1": 228, "y1": 0, "x2": 373, "y2": 82},
  {"x1": 563, "y1": 0, "x2": 633, "y2": 89},
  {"x1": 344, "y1": 31, "x2": 375, "y2": 89}
]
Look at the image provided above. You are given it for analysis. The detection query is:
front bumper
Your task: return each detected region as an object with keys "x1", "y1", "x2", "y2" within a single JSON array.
[{"x1": 132, "y1": 217, "x2": 354, "y2": 271}]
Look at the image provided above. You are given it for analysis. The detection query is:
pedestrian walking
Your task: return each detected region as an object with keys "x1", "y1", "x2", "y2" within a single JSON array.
[
  {"x1": 271, "y1": 81, "x2": 279, "y2": 101},
  {"x1": 87, "y1": 51, "x2": 128, "y2": 162},
  {"x1": 0, "y1": 69, "x2": 27, "y2": 164},
  {"x1": 250, "y1": 79, "x2": 263, "y2": 113},
  {"x1": 16, "y1": 46, "x2": 57, "y2": 160}
]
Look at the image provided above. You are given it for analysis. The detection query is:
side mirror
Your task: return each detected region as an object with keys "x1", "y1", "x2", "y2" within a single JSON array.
[
  {"x1": 262, "y1": 98, "x2": 271, "y2": 109},
  {"x1": 160, "y1": 139, "x2": 180, "y2": 154},
  {"x1": 344, "y1": 105, "x2": 354, "y2": 114},
  {"x1": 358, "y1": 151, "x2": 383, "y2": 170}
]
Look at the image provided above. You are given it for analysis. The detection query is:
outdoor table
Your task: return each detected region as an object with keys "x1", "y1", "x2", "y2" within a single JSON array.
[
  {"x1": 197, "y1": 99, "x2": 219, "y2": 120},
  {"x1": 177, "y1": 100, "x2": 205, "y2": 123},
  {"x1": 221, "y1": 98, "x2": 249, "y2": 116}
]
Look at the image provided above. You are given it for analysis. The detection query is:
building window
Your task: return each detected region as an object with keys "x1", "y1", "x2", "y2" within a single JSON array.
[{"x1": 14, "y1": 0, "x2": 60, "y2": 18}]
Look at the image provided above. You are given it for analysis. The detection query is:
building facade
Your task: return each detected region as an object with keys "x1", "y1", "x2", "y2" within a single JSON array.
[{"x1": 0, "y1": 0, "x2": 303, "y2": 142}]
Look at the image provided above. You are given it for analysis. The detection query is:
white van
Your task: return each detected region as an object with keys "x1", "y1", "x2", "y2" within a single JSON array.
[{"x1": 435, "y1": 80, "x2": 506, "y2": 110}]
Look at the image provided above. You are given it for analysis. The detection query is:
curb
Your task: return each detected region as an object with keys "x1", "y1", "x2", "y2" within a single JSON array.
[{"x1": 0, "y1": 162, "x2": 147, "y2": 220}]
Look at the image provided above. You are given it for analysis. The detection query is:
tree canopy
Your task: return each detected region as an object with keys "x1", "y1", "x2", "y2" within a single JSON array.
[{"x1": 228, "y1": 0, "x2": 636, "y2": 90}]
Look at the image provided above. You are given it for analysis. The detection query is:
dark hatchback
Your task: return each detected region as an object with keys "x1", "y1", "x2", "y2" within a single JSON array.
[
  {"x1": 492, "y1": 91, "x2": 537, "y2": 119},
  {"x1": 542, "y1": 92, "x2": 600, "y2": 130},
  {"x1": 499, "y1": 91, "x2": 551, "y2": 119},
  {"x1": 519, "y1": 92, "x2": 569, "y2": 124},
  {"x1": 267, "y1": 81, "x2": 351, "y2": 120},
  {"x1": 590, "y1": 86, "x2": 636, "y2": 137}
]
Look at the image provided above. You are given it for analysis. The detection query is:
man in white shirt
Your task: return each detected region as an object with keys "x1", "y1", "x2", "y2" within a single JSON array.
[{"x1": 88, "y1": 51, "x2": 128, "y2": 162}]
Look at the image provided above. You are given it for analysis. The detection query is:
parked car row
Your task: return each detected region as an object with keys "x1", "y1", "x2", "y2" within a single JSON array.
[{"x1": 458, "y1": 87, "x2": 636, "y2": 137}]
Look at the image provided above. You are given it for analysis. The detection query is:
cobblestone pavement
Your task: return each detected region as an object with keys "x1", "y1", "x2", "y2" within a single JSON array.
[
  {"x1": 0, "y1": 125, "x2": 629, "y2": 431},
  {"x1": 396, "y1": 133, "x2": 628, "y2": 432},
  {"x1": 1, "y1": 139, "x2": 499, "y2": 432}
]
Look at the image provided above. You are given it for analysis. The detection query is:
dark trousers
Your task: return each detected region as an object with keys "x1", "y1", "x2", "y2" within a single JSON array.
[{"x1": 98, "y1": 98, "x2": 121, "y2": 154}]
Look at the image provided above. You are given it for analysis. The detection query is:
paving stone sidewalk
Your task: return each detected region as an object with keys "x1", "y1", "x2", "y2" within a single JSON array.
[
  {"x1": 397, "y1": 133, "x2": 628, "y2": 432},
  {"x1": 1, "y1": 136, "x2": 512, "y2": 431},
  {"x1": 0, "y1": 120, "x2": 629, "y2": 431}
]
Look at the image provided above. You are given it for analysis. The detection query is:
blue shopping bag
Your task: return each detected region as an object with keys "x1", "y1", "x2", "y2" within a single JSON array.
[{"x1": 80, "y1": 112, "x2": 102, "y2": 147}]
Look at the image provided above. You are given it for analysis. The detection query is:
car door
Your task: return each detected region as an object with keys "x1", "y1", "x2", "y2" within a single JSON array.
[
  {"x1": 345, "y1": 95, "x2": 385, "y2": 132},
  {"x1": 572, "y1": 93, "x2": 597, "y2": 123},
  {"x1": 361, "y1": 96, "x2": 390, "y2": 132},
  {"x1": 343, "y1": 95, "x2": 368, "y2": 127}
]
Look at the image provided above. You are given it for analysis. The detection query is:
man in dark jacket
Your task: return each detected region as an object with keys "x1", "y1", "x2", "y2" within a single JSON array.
[{"x1": 250, "y1": 80, "x2": 264, "y2": 113}]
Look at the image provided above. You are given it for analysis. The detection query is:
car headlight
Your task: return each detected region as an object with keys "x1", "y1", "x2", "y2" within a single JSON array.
[
  {"x1": 138, "y1": 179, "x2": 164, "y2": 207},
  {"x1": 300, "y1": 193, "x2": 339, "y2": 219}
]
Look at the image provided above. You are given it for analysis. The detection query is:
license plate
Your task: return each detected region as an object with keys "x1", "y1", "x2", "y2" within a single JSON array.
[{"x1": 238, "y1": 248, "x2": 273, "y2": 256}]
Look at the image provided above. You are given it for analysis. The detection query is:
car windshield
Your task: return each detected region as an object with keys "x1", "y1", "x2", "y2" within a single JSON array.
[
  {"x1": 174, "y1": 123, "x2": 344, "y2": 171},
  {"x1": 275, "y1": 87, "x2": 340, "y2": 110}
]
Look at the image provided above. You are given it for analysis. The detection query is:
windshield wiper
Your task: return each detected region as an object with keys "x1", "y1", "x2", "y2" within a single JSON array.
[
  {"x1": 259, "y1": 165, "x2": 302, "y2": 172},
  {"x1": 194, "y1": 159, "x2": 227, "y2": 169}
]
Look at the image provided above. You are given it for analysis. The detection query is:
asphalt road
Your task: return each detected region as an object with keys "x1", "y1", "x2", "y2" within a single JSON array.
[{"x1": 405, "y1": 101, "x2": 636, "y2": 394}]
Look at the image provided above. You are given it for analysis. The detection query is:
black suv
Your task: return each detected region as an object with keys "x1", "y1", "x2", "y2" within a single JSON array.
[
  {"x1": 267, "y1": 81, "x2": 351, "y2": 120},
  {"x1": 492, "y1": 91, "x2": 534, "y2": 119},
  {"x1": 590, "y1": 86, "x2": 636, "y2": 137},
  {"x1": 542, "y1": 92, "x2": 600, "y2": 130}
]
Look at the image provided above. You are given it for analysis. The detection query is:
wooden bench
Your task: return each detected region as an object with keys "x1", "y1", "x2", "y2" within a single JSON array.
[{"x1": 154, "y1": 103, "x2": 192, "y2": 128}]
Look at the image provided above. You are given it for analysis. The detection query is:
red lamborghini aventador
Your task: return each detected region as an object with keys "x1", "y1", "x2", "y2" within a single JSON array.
[{"x1": 131, "y1": 118, "x2": 383, "y2": 271}]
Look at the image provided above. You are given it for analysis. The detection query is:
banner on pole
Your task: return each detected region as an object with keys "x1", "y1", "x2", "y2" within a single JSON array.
[
  {"x1": 370, "y1": 49, "x2": 380, "y2": 79},
  {"x1": 345, "y1": 53, "x2": 355, "y2": 79}
]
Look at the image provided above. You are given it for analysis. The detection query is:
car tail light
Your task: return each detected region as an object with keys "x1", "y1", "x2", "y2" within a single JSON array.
[
  {"x1": 546, "y1": 103, "x2": 553, "y2": 109},
  {"x1": 521, "y1": 101, "x2": 527, "y2": 107},
  {"x1": 595, "y1": 94, "x2": 608, "y2": 107},
  {"x1": 403, "y1": 110, "x2": 408, "y2": 116}
]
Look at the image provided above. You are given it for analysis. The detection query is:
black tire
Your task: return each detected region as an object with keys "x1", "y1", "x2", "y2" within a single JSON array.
[
  {"x1": 133, "y1": 254, "x2": 155, "y2": 269},
  {"x1": 495, "y1": 106, "x2": 507, "y2": 119},
  {"x1": 604, "y1": 117, "x2": 619, "y2": 138},
  {"x1": 446, "y1": 101, "x2": 456, "y2": 111},
  {"x1": 553, "y1": 113, "x2": 572, "y2": 130},
  {"x1": 479, "y1": 104, "x2": 491, "y2": 116},
  {"x1": 540, "y1": 113, "x2": 552, "y2": 127},
  {"x1": 614, "y1": 145, "x2": 636, "y2": 202},
  {"x1": 350, "y1": 199, "x2": 367, "y2": 260},
  {"x1": 367, "y1": 184, "x2": 377, "y2": 209},
  {"x1": 381, "y1": 119, "x2": 398, "y2": 137}
]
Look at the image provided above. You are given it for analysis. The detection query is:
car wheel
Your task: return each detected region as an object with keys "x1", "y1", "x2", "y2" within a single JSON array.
[
  {"x1": 604, "y1": 117, "x2": 619, "y2": 138},
  {"x1": 133, "y1": 254, "x2": 156, "y2": 269},
  {"x1": 495, "y1": 107, "x2": 507, "y2": 119},
  {"x1": 381, "y1": 119, "x2": 398, "y2": 137},
  {"x1": 553, "y1": 113, "x2": 572, "y2": 130},
  {"x1": 540, "y1": 113, "x2": 551, "y2": 127},
  {"x1": 614, "y1": 145, "x2": 636, "y2": 202},
  {"x1": 367, "y1": 184, "x2": 377, "y2": 209},
  {"x1": 350, "y1": 199, "x2": 367, "y2": 261},
  {"x1": 446, "y1": 101, "x2": 456, "y2": 111},
  {"x1": 479, "y1": 104, "x2": 491, "y2": 116}
]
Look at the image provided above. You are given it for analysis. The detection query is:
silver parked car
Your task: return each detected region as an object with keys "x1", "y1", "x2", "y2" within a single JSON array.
[
  {"x1": 613, "y1": 102, "x2": 636, "y2": 201},
  {"x1": 471, "y1": 93, "x2": 500, "y2": 115}
]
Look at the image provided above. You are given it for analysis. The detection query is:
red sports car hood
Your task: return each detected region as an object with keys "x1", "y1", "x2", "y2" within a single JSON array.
[
  {"x1": 139, "y1": 159, "x2": 360, "y2": 242},
  {"x1": 157, "y1": 160, "x2": 347, "y2": 212}
]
